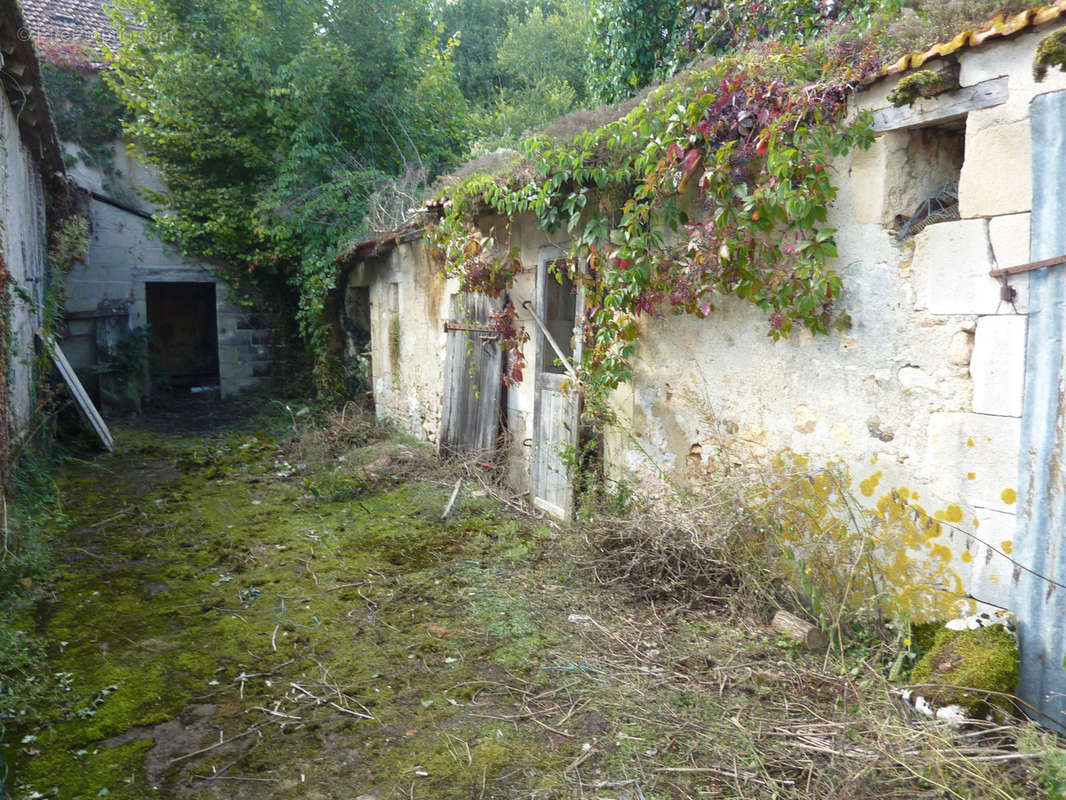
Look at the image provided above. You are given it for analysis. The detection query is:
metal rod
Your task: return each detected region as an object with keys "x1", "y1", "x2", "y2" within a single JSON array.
[
  {"x1": 989, "y1": 253, "x2": 1066, "y2": 278},
  {"x1": 520, "y1": 299, "x2": 579, "y2": 382}
]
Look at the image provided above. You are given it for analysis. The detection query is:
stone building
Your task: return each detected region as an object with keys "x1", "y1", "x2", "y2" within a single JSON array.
[
  {"x1": 335, "y1": 6, "x2": 1066, "y2": 726},
  {"x1": 0, "y1": 0, "x2": 66, "y2": 483},
  {"x1": 20, "y1": 0, "x2": 277, "y2": 403}
]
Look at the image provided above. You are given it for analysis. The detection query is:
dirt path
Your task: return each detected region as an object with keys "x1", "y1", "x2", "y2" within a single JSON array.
[{"x1": 4, "y1": 401, "x2": 1054, "y2": 799}]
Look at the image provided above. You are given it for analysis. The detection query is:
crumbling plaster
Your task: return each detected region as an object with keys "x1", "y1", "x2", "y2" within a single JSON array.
[
  {"x1": 352, "y1": 23, "x2": 1066, "y2": 615},
  {"x1": 62, "y1": 139, "x2": 274, "y2": 397},
  {"x1": 1, "y1": 85, "x2": 49, "y2": 432}
]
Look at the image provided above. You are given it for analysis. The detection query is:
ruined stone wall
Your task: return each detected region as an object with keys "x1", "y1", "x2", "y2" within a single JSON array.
[
  {"x1": 0, "y1": 86, "x2": 49, "y2": 437},
  {"x1": 606, "y1": 23, "x2": 1066, "y2": 617},
  {"x1": 345, "y1": 241, "x2": 454, "y2": 442},
  {"x1": 62, "y1": 142, "x2": 275, "y2": 398}
]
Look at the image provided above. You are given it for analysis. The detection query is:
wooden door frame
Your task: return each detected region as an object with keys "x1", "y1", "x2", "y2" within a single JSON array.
[{"x1": 531, "y1": 245, "x2": 584, "y2": 520}]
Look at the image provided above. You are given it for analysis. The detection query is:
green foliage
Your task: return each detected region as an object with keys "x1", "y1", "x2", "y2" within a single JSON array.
[
  {"x1": 104, "y1": 0, "x2": 468, "y2": 341},
  {"x1": 39, "y1": 59, "x2": 125, "y2": 176},
  {"x1": 498, "y1": 0, "x2": 588, "y2": 102},
  {"x1": 430, "y1": 60, "x2": 873, "y2": 405},
  {"x1": 438, "y1": 0, "x2": 536, "y2": 107},
  {"x1": 47, "y1": 216, "x2": 89, "y2": 274},
  {"x1": 470, "y1": 76, "x2": 580, "y2": 151},
  {"x1": 585, "y1": 0, "x2": 689, "y2": 104},
  {"x1": 463, "y1": 0, "x2": 589, "y2": 151}
]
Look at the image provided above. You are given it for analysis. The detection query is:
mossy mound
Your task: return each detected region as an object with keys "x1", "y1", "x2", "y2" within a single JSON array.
[
  {"x1": 887, "y1": 68, "x2": 958, "y2": 107},
  {"x1": 1034, "y1": 30, "x2": 1066, "y2": 82},
  {"x1": 910, "y1": 625, "x2": 1019, "y2": 720}
]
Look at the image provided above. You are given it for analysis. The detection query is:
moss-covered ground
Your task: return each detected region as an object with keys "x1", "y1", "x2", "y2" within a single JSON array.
[{"x1": 2, "y1": 399, "x2": 1062, "y2": 799}]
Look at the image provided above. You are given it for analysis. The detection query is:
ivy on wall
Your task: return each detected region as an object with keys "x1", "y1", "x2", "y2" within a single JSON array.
[
  {"x1": 39, "y1": 45, "x2": 125, "y2": 180},
  {"x1": 428, "y1": 52, "x2": 875, "y2": 405}
]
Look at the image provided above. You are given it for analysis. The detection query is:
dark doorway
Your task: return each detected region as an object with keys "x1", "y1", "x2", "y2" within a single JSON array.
[{"x1": 145, "y1": 282, "x2": 220, "y2": 391}]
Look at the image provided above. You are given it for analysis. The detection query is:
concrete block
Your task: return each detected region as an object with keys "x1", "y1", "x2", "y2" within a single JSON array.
[
  {"x1": 970, "y1": 315, "x2": 1027, "y2": 417},
  {"x1": 958, "y1": 118, "x2": 1031, "y2": 218},
  {"x1": 925, "y1": 412, "x2": 1020, "y2": 513},
  {"x1": 914, "y1": 219, "x2": 1001, "y2": 315}
]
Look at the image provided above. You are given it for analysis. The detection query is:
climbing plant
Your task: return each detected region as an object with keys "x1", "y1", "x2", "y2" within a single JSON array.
[
  {"x1": 39, "y1": 45, "x2": 125, "y2": 177},
  {"x1": 429, "y1": 53, "x2": 875, "y2": 406}
]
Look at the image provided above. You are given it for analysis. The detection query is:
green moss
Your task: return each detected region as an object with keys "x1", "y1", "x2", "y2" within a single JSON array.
[
  {"x1": 1034, "y1": 30, "x2": 1066, "y2": 82},
  {"x1": 911, "y1": 625, "x2": 1019, "y2": 719},
  {"x1": 887, "y1": 68, "x2": 958, "y2": 106}
]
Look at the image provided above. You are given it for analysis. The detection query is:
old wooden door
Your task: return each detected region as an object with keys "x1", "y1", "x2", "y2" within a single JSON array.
[
  {"x1": 439, "y1": 293, "x2": 504, "y2": 457},
  {"x1": 531, "y1": 247, "x2": 582, "y2": 521}
]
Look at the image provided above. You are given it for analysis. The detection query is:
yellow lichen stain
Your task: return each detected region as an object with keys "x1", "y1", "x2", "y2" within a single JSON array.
[
  {"x1": 1001, "y1": 540, "x2": 1013, "y2": 555},
  {"x1": 912, "y1": 492, "x2": 920, "y2": 500},
  {"x1": 859, "y1": 470, "x2": 883, "y2": 498},
  {"x1": 931, "y1": 543, "x2": 953, "y2": 562},
  {"x1": 972, "y1": 518, "x2": 980, "y2": 528},
  {"x1": 967, "y1": 472, "x2": 976, "y2": 480},
  {"x1": 962, "y1": 551, "x2": 973, "y2": 563},
  {"x1": 1001, "y1": 488, "x2": 1018, "y2": 505},
  {"x1": 870, "y1": 454, "x2": 879, "y2": 465},
  {"x1": 766, "y1": 450, "x2": 970, "y2": 623},
  {"x1": 967, "y1": 437, "x2": 975, "y2": 448}
]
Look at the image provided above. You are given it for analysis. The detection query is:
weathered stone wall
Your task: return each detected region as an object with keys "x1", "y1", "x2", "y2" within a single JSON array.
[
  {"x1": 347, "y1": 22, "x2": 1066, "y2": 620},
  {"x1": 607, "y1": 22, "x2": 1066, "y2": 616},
  {"x1": 343, "y1": 241, "x2": 454, "y2": 441},
  {"x1": 1, "y1": 84, "x2": 49, "y2": 437},
  {"x1": 62, "y1": 140, "x2": 275, "y2": 398}
]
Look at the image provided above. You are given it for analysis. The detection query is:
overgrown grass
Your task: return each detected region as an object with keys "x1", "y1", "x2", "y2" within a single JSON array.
[
  {"x1": 0, "y1": 443, "x2": 65, "y2": 721},
  {"x1": 5, "y1": 401, "x2": 1066, "y2": 799}
]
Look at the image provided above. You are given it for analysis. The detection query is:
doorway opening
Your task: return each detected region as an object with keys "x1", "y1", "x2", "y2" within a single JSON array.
[{"x1": 145, "y1": 282, "x2": 220, "y2": 392}]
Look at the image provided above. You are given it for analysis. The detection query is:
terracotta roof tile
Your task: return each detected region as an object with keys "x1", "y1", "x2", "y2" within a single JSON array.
[
  {"x1": 18, "y1": 0, "x2": 119, "y2": 52},
  {"x1": 869, "y1": 2, "x2": 1066, "y2": 84}
]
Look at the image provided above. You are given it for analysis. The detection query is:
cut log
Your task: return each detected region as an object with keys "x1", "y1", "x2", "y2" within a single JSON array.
[{"x1": 771, "y1": 610, "x2": 828, "y2": 651}]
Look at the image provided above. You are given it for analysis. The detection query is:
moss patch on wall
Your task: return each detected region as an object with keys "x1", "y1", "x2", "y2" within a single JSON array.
[
  {"x1": 887, "y1": 67, "x2": 959, "y2": 107},
  {"x1": 1034, "y1": 30, "x2": 1066, "y2": 82}
]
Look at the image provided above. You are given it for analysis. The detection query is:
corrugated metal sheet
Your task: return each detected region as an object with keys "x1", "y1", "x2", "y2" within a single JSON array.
[{"x1": 1010, "y1": 89, "x2": 1066, "y2": 733}]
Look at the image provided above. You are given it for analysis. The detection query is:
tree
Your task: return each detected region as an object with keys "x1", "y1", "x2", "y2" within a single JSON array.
[
  {"x1": 498, "y1": 0, "x2": 588, "y2": 103},
  {"x1": 104, "y1": 0, "x2": 467, "y2": 338},
  {"x1": 585, "y1": 0, "x2": 688, "y2": 104},
  {"x1": 437, "y1": 0, "x2": 534, "y2": 107},
  {"x1": 469, "y1": 0, "x2": 589, "y2": 149}
]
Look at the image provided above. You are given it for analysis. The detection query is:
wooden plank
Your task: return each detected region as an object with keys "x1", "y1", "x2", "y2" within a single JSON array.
[
  {"x1": 871, "y1": 76, "x2": 1008, "y2": 132},
  {"x1": 990, "y1": 253, "x2": 1066, "y2": 278},
  {"x1": 438, "y1": 293, "x2": 503, "y2": 457},
  {"x1": 42, "y1": 333, "x2": 114, "y2": 452}
]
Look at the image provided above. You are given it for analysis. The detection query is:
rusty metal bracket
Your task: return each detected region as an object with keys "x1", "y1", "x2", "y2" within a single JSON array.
[{"x1": 444, "y1": 321, "x2": 497, "y2": 335}]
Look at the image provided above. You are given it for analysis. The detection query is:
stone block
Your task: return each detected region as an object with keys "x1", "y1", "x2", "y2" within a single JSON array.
[
  {"x1": 966, "y1": 507, "x2": 1017, "y2": 612},
  {"x1": 925, "y1": 412, "x2": 1020, "y2": 513},
  {"x1": 988, "y1": 213, "x2": 1030, "y2": 267},
  {"x1": 849, "y1": 136, "x2": 896, "y2": 225},
  {"x1": 987, "y1": 213, "x2": 1031, "y2": 312},
  {"x1": 913, "y1": 219, "x2": 1001, "y2": 315},
  {"x1": 958, "y1": 118, "x2": 1031, "y2": 218},
  {"x1": 970, "y1": 315, "x2": 1027, "y2": 417}
]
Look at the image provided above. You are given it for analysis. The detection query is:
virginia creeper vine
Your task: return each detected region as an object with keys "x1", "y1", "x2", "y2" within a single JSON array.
[{"x1": 428, "y1": 60, "x2": 875, "y2": 405}]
